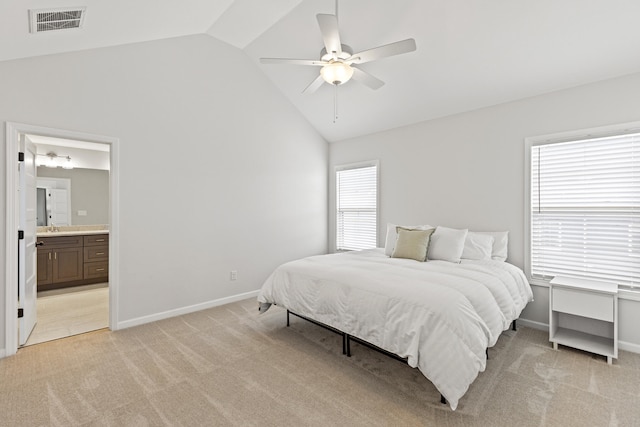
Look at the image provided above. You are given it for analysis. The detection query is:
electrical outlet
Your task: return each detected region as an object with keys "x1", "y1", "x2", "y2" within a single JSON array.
[{"x1": 230, "y1": 270, "x2": 238, "y2": 281}]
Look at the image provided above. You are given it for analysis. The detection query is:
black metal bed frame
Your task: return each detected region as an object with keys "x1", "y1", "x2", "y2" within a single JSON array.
[{"x1": 286, "y1": 309, "x2": 517, "y2": 406}]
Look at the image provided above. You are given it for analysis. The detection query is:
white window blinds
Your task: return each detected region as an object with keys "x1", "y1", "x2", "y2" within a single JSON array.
[
  {"x1": 530, "y1": 132, "x2": 640, "y2": 286},
  {"x1": 336, "y1": 163, "x2": 378, "y2": 251}
]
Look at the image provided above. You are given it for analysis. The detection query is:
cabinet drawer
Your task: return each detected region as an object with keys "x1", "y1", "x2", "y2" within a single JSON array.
[
  {"x1": 37, "y1": 235, "x2": 83, "y2": 248},
  {"x1": 552, "y1": 287, "x2": 613, "y2": 322},
  {"x1": 84, "y1": 245, "x2": 108, "y2": 262},
  {"x1": 84, "y1": 262, "x2": 108, "y2": 280},
  {"x1": 84, "y1": 234, "x2": 109, "y2": 246}
]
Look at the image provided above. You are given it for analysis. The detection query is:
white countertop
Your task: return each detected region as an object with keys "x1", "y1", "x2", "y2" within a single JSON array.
[
  {"x1": 36, "y1": 225, "x2": 109, "y2": 237},
  {"x1": 37, "y1": 229, "x2": 109, "y2": 237}
]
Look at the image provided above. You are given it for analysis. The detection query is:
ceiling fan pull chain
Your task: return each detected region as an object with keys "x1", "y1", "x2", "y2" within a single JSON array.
[{"x1": 334, "y1": 84, "x2": 339, "y2": 123}]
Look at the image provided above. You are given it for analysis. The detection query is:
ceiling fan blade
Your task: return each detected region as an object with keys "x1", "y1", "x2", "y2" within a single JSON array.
[
  {"x1": 316, "y1": 14, "x2": 342, "y2": 57},
  {"x1": 348, "y1": 38, "x2": 417, "y2": 64},
  {"x1": 351, "y1": 67, "x2": 385, "y2": 90},
  {"x1": 302, "y1": 74, "x2": 325, "y2": 94},
  {"x1": 260, "y1": 58, "x2": 326, "y2": 66}
]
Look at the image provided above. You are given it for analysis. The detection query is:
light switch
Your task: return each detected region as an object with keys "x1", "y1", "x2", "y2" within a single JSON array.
[{"x1": 77, "y1": 210, "x2": 87, "y2": 216}]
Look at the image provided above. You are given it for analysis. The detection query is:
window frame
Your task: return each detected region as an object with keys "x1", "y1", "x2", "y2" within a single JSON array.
[
  {"x1": 524, "y1": 121, "x2": 640, "y2": 287},
  {"x1": 334, "y1": 160, "x2": 379, "y2": 252}
]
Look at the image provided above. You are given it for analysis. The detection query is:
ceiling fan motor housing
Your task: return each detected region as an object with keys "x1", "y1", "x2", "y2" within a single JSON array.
[{"x1": 320, "y1": 44, "x2": 352, "y2": 62}]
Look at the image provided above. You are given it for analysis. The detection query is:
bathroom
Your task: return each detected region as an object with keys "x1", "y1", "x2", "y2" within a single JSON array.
[{"x1": 28, "y1": 135, "x2": 110, "y2": 346}]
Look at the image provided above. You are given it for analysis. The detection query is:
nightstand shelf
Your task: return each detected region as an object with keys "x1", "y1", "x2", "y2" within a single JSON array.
[
  {"x1": 552, "y1": 327, "x2": 615, "y2": 358},
  {"x1": 549, "y1": 276, "x2": 618, "y2": 364}
]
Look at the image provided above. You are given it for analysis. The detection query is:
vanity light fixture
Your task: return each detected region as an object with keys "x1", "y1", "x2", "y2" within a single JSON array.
[
  {"x1": 61, "y1": 155, "x2": 73, "y2": 169},
  {"x1": 36, "y1": 152, "x2": 73, "y2": 169}
]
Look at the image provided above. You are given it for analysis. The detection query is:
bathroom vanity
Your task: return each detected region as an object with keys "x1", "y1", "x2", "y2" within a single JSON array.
[{"x1": 36, "y1": 227, "x2": 109, "y2": 291}]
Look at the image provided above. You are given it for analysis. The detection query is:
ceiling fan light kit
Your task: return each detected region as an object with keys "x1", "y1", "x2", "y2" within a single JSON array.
[{"x1": 321, "y1": 61, "x2": 354, "y2": 85}]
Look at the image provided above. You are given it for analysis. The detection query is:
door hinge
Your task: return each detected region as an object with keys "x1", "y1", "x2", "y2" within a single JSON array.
[
  {"x1": 18, "y1": 230, "x2": 24, "y2": 240},
  {"x1": 18, "y1": 152, "x2": 24, "y2": 162},
  {"x1": 18, "y1": 308, "x2": 24, "y2": 318}
]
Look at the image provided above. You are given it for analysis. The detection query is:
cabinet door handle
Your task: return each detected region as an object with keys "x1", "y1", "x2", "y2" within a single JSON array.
[
  {"x1": 54, "y1": 252, "x2": 57, "y2": 260},
  {"x1": 49, "y1": 253, "x2": 51, "y2": 260},
  {"x1": 95, "y1": 252, "x2": 105, "y2": 256},
  {"x1": 95, "y1": 268, "x2": 105, "y2": 272},
  {"x1": 95, "y1": 239, "x2": 105, "y2": 242},
  {"x1": 36, "y1": 241, "x2": 44, "y2": 247}
]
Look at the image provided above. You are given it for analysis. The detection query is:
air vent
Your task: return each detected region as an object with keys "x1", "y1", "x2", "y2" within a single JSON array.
[{"x1": 29, "y1": 7, "x2": 86, "y2": 33}]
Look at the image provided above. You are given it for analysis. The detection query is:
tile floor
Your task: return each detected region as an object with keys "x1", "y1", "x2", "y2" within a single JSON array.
[{"x1": 24, "y1": 283, "x2": 109, "y2": 346}]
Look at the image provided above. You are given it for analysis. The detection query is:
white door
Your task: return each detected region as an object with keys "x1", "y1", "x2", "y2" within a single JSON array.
[{"x1": 18, "y1": 137, "x2": 38, "y2": 345}]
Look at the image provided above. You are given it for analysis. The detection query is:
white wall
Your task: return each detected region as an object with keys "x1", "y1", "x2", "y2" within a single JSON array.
[
  {"x1": 329, "y1": 71, "x2": 640, "y2": 352},
  {"x1": 0, "y1": 34, "x2": 328, "y2": 354}
]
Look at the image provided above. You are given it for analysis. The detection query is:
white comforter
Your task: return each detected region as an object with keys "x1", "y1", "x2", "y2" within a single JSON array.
[{"x1": 257, "y1": 249, "x2": 533, "y2": 410}]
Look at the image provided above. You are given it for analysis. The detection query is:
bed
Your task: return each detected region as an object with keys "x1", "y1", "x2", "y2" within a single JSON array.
[{"x1": 257, "y1": 227, "x2": 533, "y2": 410}]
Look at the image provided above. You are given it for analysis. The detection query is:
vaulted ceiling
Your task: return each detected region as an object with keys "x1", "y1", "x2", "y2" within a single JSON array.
[{"x1": 3, "y1": 0, "x2": 640, "y2": 142}]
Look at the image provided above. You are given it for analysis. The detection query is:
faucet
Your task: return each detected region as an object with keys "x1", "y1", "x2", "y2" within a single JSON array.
[{"x1": 49, "y1": 222, "x2": 56, "y2": 232}]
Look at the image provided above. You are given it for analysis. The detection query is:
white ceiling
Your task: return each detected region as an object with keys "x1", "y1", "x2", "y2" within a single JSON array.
[{"x1": 4, "y1": 0, "x2": 640, "y2": 142}]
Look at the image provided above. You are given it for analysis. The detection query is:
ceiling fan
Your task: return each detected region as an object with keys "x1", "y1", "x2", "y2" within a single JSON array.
[{"x1": 259, "y1": 2, "x2": 417, "y2": 95}]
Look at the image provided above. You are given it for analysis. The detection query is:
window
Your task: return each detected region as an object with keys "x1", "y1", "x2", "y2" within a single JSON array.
[
  {"x1": 336, "y1": 162, "x2": 378, "y2": 251},
  {"x1": 526, "y1": 126, "x2": 640, "y2": 287}
]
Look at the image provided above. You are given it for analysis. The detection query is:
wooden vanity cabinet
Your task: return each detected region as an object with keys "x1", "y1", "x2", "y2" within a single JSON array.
[
  {"x1": 52, "y1": 247, "x2": 84, "y2": 283},
  {"x1": 83, "y1": 234, "x2": 109, "y2": 280},
  {"x1": 36, "y1": 235, "x2": 84, "y2": 288},
  {"x1": 36, "y1": 233, "x2": 108, "y2": 290},
  {"x1": 36, "y1": 248, "x2": 54, "y2": 285}
]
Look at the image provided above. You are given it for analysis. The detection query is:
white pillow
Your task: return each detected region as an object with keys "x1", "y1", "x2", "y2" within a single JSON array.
[
  {"x1": 474, "y1": 231, "x2": 509, "y2": 261},
  {"x1": 384, "y1": 223, "x2": 432, "y2": 256},
  {"x1": 461, "y1": 232, "x2": 495, "y2": 260},
  {"x1": 427, "y1": 226, "x2": 468, "y2": 263}
]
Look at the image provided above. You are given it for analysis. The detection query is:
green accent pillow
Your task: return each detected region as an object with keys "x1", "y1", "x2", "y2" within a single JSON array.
[{"x1": 391, "y1": 227, "x2": 435, "y2": 262}]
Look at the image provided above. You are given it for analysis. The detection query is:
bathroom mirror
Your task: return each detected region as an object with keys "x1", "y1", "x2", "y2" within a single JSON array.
[
  {"x1": 36, "y1": 187, "x2": 48, "y2": 226},
  {"x1": 35, "y1": 177, "x2": 71, "y2": 227}
]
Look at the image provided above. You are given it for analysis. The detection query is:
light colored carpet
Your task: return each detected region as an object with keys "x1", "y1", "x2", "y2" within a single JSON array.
[
  {"x1": 2, "y1": 297, "x2": 640, "y2": 426},
  {"x1": 25, "y1": 283, "x2": 109, "y2": 346}
]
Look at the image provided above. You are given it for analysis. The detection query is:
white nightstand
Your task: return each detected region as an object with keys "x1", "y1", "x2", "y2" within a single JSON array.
[{"x1": 549, "y1": 276, "x2": 618, "y2": 364}]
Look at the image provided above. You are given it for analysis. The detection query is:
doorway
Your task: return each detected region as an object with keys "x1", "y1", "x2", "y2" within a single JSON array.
[
  {"x1": 27, "y1": 135, "x2": 110, "y2": 345},
  {"x1": 4, "y1": 122, "x2": 120, "y2": 356}
]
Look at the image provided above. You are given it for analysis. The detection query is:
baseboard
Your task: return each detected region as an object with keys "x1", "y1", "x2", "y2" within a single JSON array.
[
  {"x1": 619, "y1": 340, "x2": 640, "y2": 354},
  {"x1": 116, "y1": 290, "x2": 260, "y2": 330},
  {"x1": 516, "y1": 318, "x2": 640, "y2": 355},
  {"x1": 516, "y1": 318, "x2": 548, "y2": 331}
]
